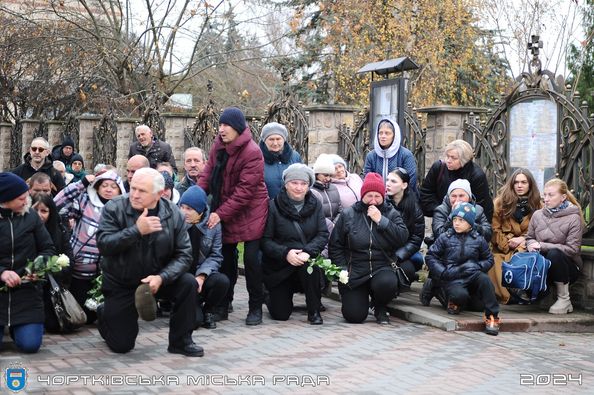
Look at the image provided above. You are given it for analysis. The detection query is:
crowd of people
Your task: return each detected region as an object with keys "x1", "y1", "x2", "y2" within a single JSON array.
[{"x1": 0, "y1": 108, "x2": 585, "y2": 356}]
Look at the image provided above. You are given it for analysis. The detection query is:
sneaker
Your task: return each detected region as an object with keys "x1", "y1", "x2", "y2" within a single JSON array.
[
  {"x1": 446, "y1": 301, "x2": 460, "y2": 315},
  {"x1": 484, "y1": 314, "x2": 500, "y2": 336},
  {"x1": 135, "y1": 283, "x2": 157, "y2": 321},
  {"x1": 168, "y1": 342, "x2": 204, "y2": 357},
  {"x1": 245, "y1": 307, "x2": 262, "y2": 326},
  {"x1": 374, "y1": 307, "x2": 390, "y2": 325},
  {"x1": 419, "y1": 278, "x2": 434, "y2": 306}
]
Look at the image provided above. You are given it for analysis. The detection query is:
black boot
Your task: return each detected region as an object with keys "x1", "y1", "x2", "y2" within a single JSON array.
[
  {"x1": 245, "y1": 307, "x2": 262, "y2": 326},
  {"x1": 307, "y1": 310, "x2": 323, "y2": 325},
  {"x1": 202, "y1": 312, "x2": 217, "y2": 329},
  {"x1": 374, "y1": 306, "x2": 390, "y2": 324}
]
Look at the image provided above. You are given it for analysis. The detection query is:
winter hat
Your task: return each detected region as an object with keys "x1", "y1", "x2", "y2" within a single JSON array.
[
  {"x1": 261, "y1": 122, "x2": 288, "y2": 142},
  {"x1": 179, "y1": 185, "x2": 208, "y2": 214},
  {"x1": 71, "y1": 153, "x2": 84, "y2": 167},
  {"x1": 61, "y1": 136, "x2": 75, "y2": 149},
  {"x1": 160, "y1": 171, "x2": 174, "y2": 191},
  {"x1": 219, "y1": 107, "x2": 247, "y2": 134},
  {"x1": 283, "y1": 163, "x2": 315, "y2": 187},
  {"x1": 447, "y1": 179, "x2": 472, "y2": 199},
  {"x1": 313, "y1": 154, "x2": 336, "y2": 175},
  {"x1": 329, "y1": 154, "x2": 348, "y2": 171},
  {"x1": 0, "y1": 172, "x2": 29, "y2": 203},
  {"x1": 450, "y1": 202, "x2": 477, "y2": 227},
  {"x1": 360, "y1": 172, "x2": 385, "y2": 199}
]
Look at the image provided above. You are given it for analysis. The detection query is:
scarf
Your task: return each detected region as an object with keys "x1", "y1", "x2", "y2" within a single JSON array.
[
  {"x1": 209, "y1": 149, "x2": 229, "y2": 211},
  {"x1": 546, "y1": 200, "x2": 569, "y2": 215},
  {"x1": 512, "y1": 197, "x2": 531, "y2": 223}
]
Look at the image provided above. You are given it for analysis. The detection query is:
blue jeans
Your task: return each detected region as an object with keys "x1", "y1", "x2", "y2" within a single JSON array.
[{"x1": 0, "y1": 323, "x2": 44, "y2": 353}]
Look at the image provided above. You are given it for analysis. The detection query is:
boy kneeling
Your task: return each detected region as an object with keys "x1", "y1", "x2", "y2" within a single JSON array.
[{"x1": 426, "y1": 202, "x2": 501, "y2": 335}]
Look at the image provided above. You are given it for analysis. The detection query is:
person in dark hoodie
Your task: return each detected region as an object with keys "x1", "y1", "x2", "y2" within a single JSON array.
[
  {"x1": 12, "y1": 137, "x2": 65, "y2": 193},
  {"x1": 51, "y1": 136, "x2": 77, "y2": 167},
  {"x1": 66, "y1": 154, "x2": 87, "y2": 184},
  {"x1": 259, "y1": 122, "x2": 302, "y2": 199},
  {"x1": 363, "y1": 117, "x2": 418, "y2": 194}
]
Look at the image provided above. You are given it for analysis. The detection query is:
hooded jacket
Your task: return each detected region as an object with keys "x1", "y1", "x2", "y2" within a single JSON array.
[
  {"x1": 432, "y1": 194, "x2": 492, "y2": 243},
  {"x1": 12, "y1": 153, "x2": 65, "y2": 193},
  {"x1": 186, "y1": 207, "x2": 223, "y2": 277},
  {"x1": 0, "y1": 206, "x2": 55, "y2": 326},
  {"x1": 260, "y1": 140, "x2": 302, "y2": 199},
  {"x1": 329, "y1": 201, "x2": 409, "y2": 288},
  {"x1": 198, "y1": 129, "x2": 269, "y2": 244},
  {"x1": 51, "y1": 144, "x2": 76, "y2": 167},
  {"x1": 331, "y1": 172, "x2": 363, "y2": 209},
  {"x1": 54, "y1": 171, "x2": 126, "y2": 280},
  {"x1": 363, "y1": 117, "x2": 418, "y2": 194},
  {"x1": 526, "y1": 203, "x2": 583, "y2": 269}
]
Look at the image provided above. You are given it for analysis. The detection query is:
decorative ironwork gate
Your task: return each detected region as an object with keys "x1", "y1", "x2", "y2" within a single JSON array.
[{"x1": 93, "y1": 109, "x2": 118, "y2": 167}]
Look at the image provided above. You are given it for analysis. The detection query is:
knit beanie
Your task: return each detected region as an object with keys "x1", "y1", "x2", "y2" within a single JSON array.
[
  {"x1": 71, "y1": 153, "x2": 84, "y2": 168},
  {"x1": 179, "y1": 185, "x2": 208, "y2": 214},
  {"x1": 447, "y1": 179, "x2": 472, "y2": 199},
  {"x1": 360, "y1": 172, "x2": 385, "y2": 199},
  {"x1": 261, "y1": 122, "x2": 288, "y2": 142},
  {"x1": 0, "y1": 172, "x2": 29, "y2": 203},
  {"x1": 450, "y1": 202, "x2": 477, "y2": 227},
  {"x1": 313, "y1": 154, "x2": 336, "y2": 175},
  {"x1": 329, "y1": 154, "x2": 348, "y2": 171},
  {"x1": 219, "y1": 107, "x2": 247, "y2": 134},
  {"x1": 160, "y1": 171, "x2": 174, "y2": 191},
  {"x1": 62, "y1": 136, "x2": 75, "y2": 149},
  {"x1": 283, "y1": 163, "x2": 315, "y2": 187}
]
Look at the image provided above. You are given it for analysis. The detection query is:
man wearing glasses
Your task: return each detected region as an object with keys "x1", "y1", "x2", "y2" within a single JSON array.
[{"x1": 12, "y1": 137, "x2": 65, "y2": 193}]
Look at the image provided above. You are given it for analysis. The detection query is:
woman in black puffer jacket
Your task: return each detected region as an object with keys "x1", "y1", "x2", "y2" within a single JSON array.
[
  {"x1": 329, "y1": 173, "x2": 408, "y2": 325},
  {"x1": 262, "y1": 164, "x2": 329, "y2": 324},
  {"x1": 0, "y1": 173, "x2": 55, "y2": 353}
]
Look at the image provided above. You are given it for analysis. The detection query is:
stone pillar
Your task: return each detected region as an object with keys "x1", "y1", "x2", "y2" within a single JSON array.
[
  {"x1": 115, "y1": 118, "x2": 140, "y2": 178},
  {"x1": 162, "y1": 113, "x2": 196, "y2": 173},
  {"x1": 78, "y1": 115, "x2": 101, "y2": 172},
  {"x1": 47, "y1": 121, "x2": 63, "y2": 148},
  {"x1": 417, "y1": 106, "x2": 487, "y2": 174},
  {"x1": 21, "y1": 120, "x2": 40, "y2": 157},
  {"x1": 304, "y1": 105, "x2": 357, "y2": 165},
  {"x1": 0, "y1": 123, "x2": 12, "y2": 171}
]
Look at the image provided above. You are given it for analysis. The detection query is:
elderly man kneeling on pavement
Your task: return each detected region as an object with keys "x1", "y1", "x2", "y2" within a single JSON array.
[{"x1": 96, "y1": 168, "x2": 202, "y2": 357}]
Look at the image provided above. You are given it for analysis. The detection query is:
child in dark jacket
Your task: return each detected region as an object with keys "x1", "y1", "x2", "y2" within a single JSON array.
[{"x1": 426, "y1": 202, "x2": 501, "y2": 335}]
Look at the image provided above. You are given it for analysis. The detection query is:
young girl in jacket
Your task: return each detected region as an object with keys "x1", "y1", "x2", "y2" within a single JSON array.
[
  {"x1": 489, "y1": 168, "x2": 542, "y2": 304},
  {"x1": 526, "y1": 178, "x2": 584, "y2": 314},
  {"x1": 426, "y1": 202, "x2": 500, "y2": 335}
]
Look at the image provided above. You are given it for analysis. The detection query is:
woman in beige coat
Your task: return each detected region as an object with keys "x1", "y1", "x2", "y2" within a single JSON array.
[
  {"x1": 489, "y1": 169, "x2": 542, "y2": 303},
  {"x1": 526, "y1": 178, "x2": 584, "y2": 314}
]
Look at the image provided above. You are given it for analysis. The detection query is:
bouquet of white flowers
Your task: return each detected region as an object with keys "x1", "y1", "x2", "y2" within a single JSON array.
[
  {"x1": 0, "y1": 254, "x2": 70, "y2": 292},
  {"x1": 307, "y1": 255, "x2": 349, "y2": 284},
  {"x1": 84, "y1": 274, "x2": 103, "y2": 311}
]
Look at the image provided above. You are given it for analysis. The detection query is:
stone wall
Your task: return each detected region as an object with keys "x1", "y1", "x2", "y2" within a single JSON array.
[{"x1": 304, "y1": 105, "x2": 357, "y2": 165}]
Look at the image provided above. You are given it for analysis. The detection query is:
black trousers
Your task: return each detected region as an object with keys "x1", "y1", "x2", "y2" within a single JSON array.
[
  {"x1": 266, "y1": 265, "x2": 322, "y2": 321},
  {"x1": 195, "y1": 272, "x2": 230, "y2": 325},
  {"x1": 221, "y1": 240, "x2": 263, "y2": 310},
  {"x1": 99, "y1": 273, "x2": 196, "y2": 353},
  {"x1": 70, "y1": 277, "x2": 97, "y2": 325},
  {"x1": 445, "y1": 272, "x2": 500, "y2": 317},
  {"x1": 543, "y1": 248, "x2": 580, "y2": 284},
  {"x1": 339, "y1": 270, "x2": 398, "y2": 323}
]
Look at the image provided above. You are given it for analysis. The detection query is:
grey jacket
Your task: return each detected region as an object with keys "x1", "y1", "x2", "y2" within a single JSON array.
[
  {"x1": 186, "y1": 208, "x2": 223, "y2": 277},
  {"x1": 526, "y1": 204, "x2": 583, "y2": 269},
  {"x1": 97, "y1": 196, "x2": 191, "y2": 287}
]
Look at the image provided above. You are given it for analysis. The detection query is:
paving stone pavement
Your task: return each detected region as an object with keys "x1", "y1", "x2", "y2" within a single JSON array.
[{"x1": 1, "y1": 276, "x2": 593, "y2": 394}]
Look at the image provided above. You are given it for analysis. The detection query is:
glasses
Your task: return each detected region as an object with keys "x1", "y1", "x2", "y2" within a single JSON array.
[{"x1": 30, "y1": 146, "x2": 46, "y2": 152}]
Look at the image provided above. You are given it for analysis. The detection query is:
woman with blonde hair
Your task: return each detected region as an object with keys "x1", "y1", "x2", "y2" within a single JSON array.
[
  {"x1": 526, "y1": 178, "x2": 584, "y2": 314},
  {"x1": 489, "y1": 168, "x2": 542, "y2": 303}
]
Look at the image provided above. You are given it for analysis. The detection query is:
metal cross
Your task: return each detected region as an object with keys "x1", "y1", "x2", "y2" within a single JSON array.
[{"x1": 528, "y1": 35, "x2": 543, "y2": 58}]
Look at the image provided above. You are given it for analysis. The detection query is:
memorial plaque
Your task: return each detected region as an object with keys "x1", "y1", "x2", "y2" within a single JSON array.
[{"x1": 509, "y1": 99, "x2": 557, "y2": 193}]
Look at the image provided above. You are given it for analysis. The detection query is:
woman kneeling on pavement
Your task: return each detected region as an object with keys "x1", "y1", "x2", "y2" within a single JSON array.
[
  {"x1": 526, "y1": 178, "x2": 584, "y2": 314},
  {"x1": 179, "y1": 186, "x2": 230, "y2": 329},
  {"x1": 262, "y1": 164, "x2": 329, "y2": 324},
  {"x1": 329, "y1": 172, "x2": 409, "y2": 324}
]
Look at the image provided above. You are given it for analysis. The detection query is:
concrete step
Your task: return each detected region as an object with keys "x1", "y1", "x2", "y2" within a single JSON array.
[{"x1": 325, "y1": 282, "x2": 594, "y2": 333}]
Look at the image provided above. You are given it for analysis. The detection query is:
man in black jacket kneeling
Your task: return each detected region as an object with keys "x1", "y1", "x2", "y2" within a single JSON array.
[{"x1": 97, "y1": 167, "x2": 202, "y2": 357}]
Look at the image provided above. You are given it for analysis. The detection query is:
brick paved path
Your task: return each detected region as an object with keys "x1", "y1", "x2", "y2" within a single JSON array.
[{"x1": 1, "y1": 276, "x2": 593, "y2": 394}]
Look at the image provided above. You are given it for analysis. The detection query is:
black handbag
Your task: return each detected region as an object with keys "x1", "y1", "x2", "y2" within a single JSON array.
[
  {"x1": 368, "y1": 228, "x2": 411, "y2": 289},
  {"x1": 48, "y1": 273, "x2": 87, "y2": 332}
]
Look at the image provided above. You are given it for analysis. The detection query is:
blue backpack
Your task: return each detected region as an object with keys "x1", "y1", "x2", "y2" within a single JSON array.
[{"x1": 501, "y1": 251, "x2": 551, "y2": 302}]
